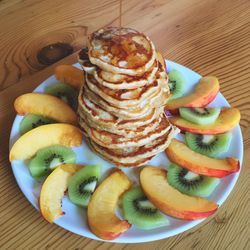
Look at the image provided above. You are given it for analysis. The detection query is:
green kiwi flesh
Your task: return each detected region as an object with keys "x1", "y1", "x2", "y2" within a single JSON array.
[
  {"x1": 68, "y1": 165, "x2": 101, "y2": 207},
  {"x1": 167, "y1": 164, "x2": 219, "y2": 197},
  {"x1": 122, "y1": 187, "x2": 169, "y2": 230},
  {"x1": 179, "y1": 107, "x2": 221, "y2": 125},
  {"x1": 20, "y1": 114, "x2": 55, "y2": 135},
  {"x1": 168, "y1": 69, "x2": 186, "y2": 100},
  {"x1": 45, "y1": 83, "x2": 78, "y2": 110},
  {"x1": 29, "y1": 145, "x2": 76, "y2": 178},
  {"x1": 185, "y1": 132, "x2": 232, "y2": 157}
]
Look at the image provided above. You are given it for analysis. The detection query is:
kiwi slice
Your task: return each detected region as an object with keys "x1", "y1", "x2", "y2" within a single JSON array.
[
  {"x1": 185, "y1": 132, "x2": 232, "y2": 157},
  {"x1": 29, "y1": 145, "x2": 76, "y2": 178},
  {"x1": 68, "y1": 165, "x2": 101, "y2": 207},
  {"x1": 168, "y1": 69, "x2": 186, "y2": 100},
  {"x1": 167, "y1": 164, "x2": 219, "y2": 197},
  {"x1": 20, "y1": 114, "x2": 55, "y2": 135},
  {"x1": 122, "y1": 187, "x2": 169, "y2": 230},
  {"x1": 45, "y1": 83, "x2": 78, "y2": 110},
  {"x1": 179, "y1": 107, "x2": 221, "y2": 125}
]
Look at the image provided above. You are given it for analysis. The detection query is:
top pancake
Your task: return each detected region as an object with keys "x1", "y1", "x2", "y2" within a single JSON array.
[{"x1": 88, "y1": 27, "x2": 156, "y2": 76}]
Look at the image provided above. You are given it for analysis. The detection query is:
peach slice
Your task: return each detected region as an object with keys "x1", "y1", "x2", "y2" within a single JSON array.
[
  {"x1": 157, "y1": 51, "x2": 166, "y2": 71},
  {"x1": 87, "y1": 170, "x2": 132, "y2": 240},
  {"x1": 165, "y1": 76, "x2": 219, "y2": 110},
  {"x1": 54, "y1": 65, "x2": 84, "y2": 90},
  {"x1": 140, "y1": 166, "x2": 218, "y2": 220},
  {"x1": 169, "y1": 108, "x2": 240, "y2": 134},
  {"x1": 9, "y1": 123, "x2": 83, "y2": 161},
  {"x1": 14, "y1": 93, "x2": 78, "y2": 125},
  {"x1": 40, "y1": 164, "x2": 83, "y2": 223},
  {"x1": 166, "y1": 139, "x2": 239, "y2": 178}
]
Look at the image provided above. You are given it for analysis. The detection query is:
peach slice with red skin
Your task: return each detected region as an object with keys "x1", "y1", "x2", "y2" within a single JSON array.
[
  {"x1": 54, "y1": 65, "x2": 84, "y2": 90},
  {"x1": 40, "y1": 164, "x2": 83, "y2": 223},
  {"x1": 9, "y1": 123, "x2": 83, "y2": 161},
  {"x1": 87, "y1": 170, "x2": 132, "y2": 240},
  {"x1": 14, "y1": 93, "x2": 78, "y2": 125},
  {"x1": 169, "y1": 108, "x2": 240, "y2": 134},
  {"x1": 165, "y1": 76, "x2": 220, "y2": 111},
  {"x1": 166, "y1": 139, "x2": 240, "y2": 178},
  {"x1": 140, "y1": 166, "x2": 218, "y2": 220}
]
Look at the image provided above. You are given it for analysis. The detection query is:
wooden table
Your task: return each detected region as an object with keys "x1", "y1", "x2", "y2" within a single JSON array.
[{"x1": 1, "y1": 0, "x2": 249, "y2": 249}]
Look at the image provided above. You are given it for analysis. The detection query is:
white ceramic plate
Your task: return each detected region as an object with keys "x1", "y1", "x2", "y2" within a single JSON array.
[{"x1": 9, "y1": 60, "x2": 243, "y2": 243}]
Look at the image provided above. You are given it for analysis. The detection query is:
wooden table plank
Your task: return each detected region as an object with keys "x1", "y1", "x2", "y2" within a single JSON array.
[{"x1": 0, "y1": 0, "x2": 250, "y2": 249}]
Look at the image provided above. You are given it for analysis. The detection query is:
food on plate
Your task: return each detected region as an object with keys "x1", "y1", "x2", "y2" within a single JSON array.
[
  {"x1": 87, "y1": 169, "x2": 132, "y2": 240},
  {"x1": 166, "y1": 139, "x2": 239, "y2": 177},
  {"x1": 169, "y1": 108, "x2": 240, "y2": 134},
  {"x1": 77, "y1": 27, "x2": 178, "y2": 167},
  {"x1": 68, "y1": 165, "x2": 101, "y2": 207},
  {"x1": 9, "y1": 123, "x2": 83, "y2": 161},
  {"x1": 14, "y1": 93, "x2": 78, "y2": 125},
  {"x1": 122, "y1": 186, "x2": 169, "y2": 230},
  {"x1": 165, "y1": 76, "x2": 219, "y2": 111},
  {"x1": 185, "y1": 132, "x2": 232, "y2": 157},
  {"x1": 54, "y1": 65, "x2": 84, "y2": 90},
  {"x1": 40, "y1": 164, "x2": 83, "y2": 223},
  {"x1": 19, "y1": 114, "x2": 55, "y2": 135},
  {"x1": 45, "y1": 83, "x2": 78, "y2": 111},
  {"x1": 168, "y1": 69, "x2": 186, "y2": 100},
  {"x1": 179, "y1": 107, "x2": 221, "y2": 125},
  {"x1": 140, "y1": 166, "x2": 218, "y2": 220},
  {"x1": 29, "y1": 145, "x2": 76, "y2": 178},
  {"x1": 167, "y1": 164, "x2": 220, "y2": 197}
]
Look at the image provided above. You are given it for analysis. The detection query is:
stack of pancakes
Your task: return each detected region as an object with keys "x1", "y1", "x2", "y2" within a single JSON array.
[{"x1": 78, "y1": 27, "x2": 179, "y2": 167}]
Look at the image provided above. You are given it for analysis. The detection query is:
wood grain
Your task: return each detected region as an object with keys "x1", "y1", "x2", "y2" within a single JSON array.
[{"x1": 0, "y1": 0, "x2": 250, "y2": 249}]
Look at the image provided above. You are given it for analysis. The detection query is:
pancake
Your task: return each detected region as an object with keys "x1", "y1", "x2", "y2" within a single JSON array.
[
  {"x1": 88, "y1": 27, "x2": 156, "y2": 76},
  {"x1": 88, "y1": 126, "x2": 179, "y2": 167}
]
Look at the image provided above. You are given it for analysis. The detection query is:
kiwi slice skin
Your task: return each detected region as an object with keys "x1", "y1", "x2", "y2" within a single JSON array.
[
  {"x1": 45, "y1": 83, "x2": 78, "y2": 110},
  {"x1": 185, "y1": 132, "x2": 232, "y2": 157},
  {"x1": 29, "y1": 145, "x2": 76, "y2": 178},
  {"x1": 20, "y1": 114, "x2": 55, "y2": 135},
  {"x1": 122, "y1": 187, "x2": 169, "y2": 230},
  {"x1": 179, "y1": 107, "x2": 221, "y2": 125},
  {"x1": 168, "y1": 70, "x2": 186, "y2": 100},
  {"x1": 68, "y1": 165, "x2": 101, "y2": 207},
  {"x1": 167, "y1": 164, "x2": 220, "y2": 197}
]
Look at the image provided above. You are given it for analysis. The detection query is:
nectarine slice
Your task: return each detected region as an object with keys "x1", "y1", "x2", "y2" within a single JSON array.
[
  {"x1": 165, "y1": 76, "x2": 219, "y2": 110},
  {"x1": 54, "y1": 65, "x2": 84, "y2": 90},
  {"x1": 9, "y1": 124, "x2": 83, "y2": 161},
  {"x1": 87, "y1": 170, "x2": 132, "y2": 240},
  {"x1": 157, "y1": 51, "x2": 166, "y2": 71},
  {"x1": 140, "y1": 166, "x2": 218, "y2": 220},
  {"x1": 169, "y1": 108, "x2": 240, "y2": 134},
  {"x1": 40, "y1": 164, "x2": 83, "y2": 223},
  {"x1": 14, "y1": 93, "x2": 78, "y2": 125},
  {"x1": 166, "y1": 139, "x2": 240, "y2": 177}
]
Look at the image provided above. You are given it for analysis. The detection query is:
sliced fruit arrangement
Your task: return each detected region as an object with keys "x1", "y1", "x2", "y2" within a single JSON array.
[
  {"x1": 166, "y1": 139, "x2": 239, "y2": 178},
  {"x1": 170, "y1": 108, "x2": 240, "y2": 134},
  {"x1": 45, "y1": 83, "x2": 78, "y2": 111},
  {"x1": 68, "y1": 165, "x2": 101, "y2": 207},
  {"x1": 29, "y1": 145, "x2": 76, "y2": 178},
  {"x1": 20, "y1": 114, "x2": 55, "y2": 135},
  {"x1": 179, "y1": 107, "x2": 221, "y2": 125},
  {"x1": 14, "y1": 93, "x2": 78, "y2": 125},
  {"x1": 9, "y1": 123, "x2": 83, "y2": 161},
  {"x1": 54, "y1": 65, "x2": 84, "y2": 90},
  {"x1": 40, "y1": 164, "x2": 83, "y2": 223},
  {"x1": 140, "y1": 166, "x2": 218, "y2": 220},
  {"x1": 166, "y1": 76, "x2": 219, "y2": 111},
  {"x1": 185, "y1": 132, "x2": 232, "y2": 157},
  {"x1": 122, "y1": 186, "x2": 169, "y2": 230},
  {"x1": 87, "y1": 170, "x2": 132, "y2": 240},
  {"x1": 168, "y1": 69, "x2": 186, "y2": 100},
  {"x1": 167, "y1": 164, "x2": 220, "y2": 197}
]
